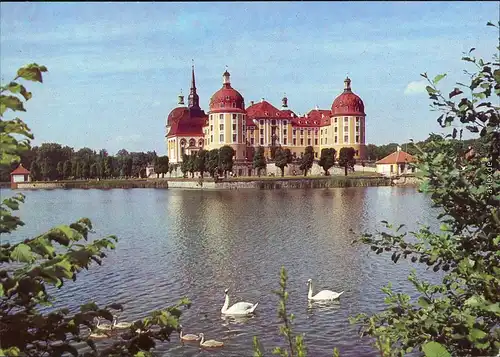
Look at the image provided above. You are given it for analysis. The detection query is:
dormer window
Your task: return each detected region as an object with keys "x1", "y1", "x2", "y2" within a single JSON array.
[
  {"x1": 232, "y1": 102, "x2": 236, "y2": 108},
  {"x1": 220, "y1": 102, "x2": 225, "y2": 108},
  {"x1": 226, "y1": 96, "x2": 230, "y2": 100}
]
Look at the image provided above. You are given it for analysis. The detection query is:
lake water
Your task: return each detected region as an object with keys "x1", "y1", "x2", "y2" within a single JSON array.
[{"x1": 4, "y1": 187, "x2": 440, "y2": 356}]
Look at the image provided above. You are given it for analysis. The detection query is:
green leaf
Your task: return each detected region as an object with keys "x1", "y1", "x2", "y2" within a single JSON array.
[
  {"x1": 0, "y1": 95, "x2": 26, "y2": 115},
  {"x1": 469, "y1": 328, "x2": 487, "y2": 341},
  {"x1": 433, "y1": 74, "x2": 447, "y2": 85},
  {"x1": 16, "y1": 64, "x2": 47, "y2": 83},
  {"x1": 10, "y1": 243, "x2": 34, "y2": 263},
  {"x1": 426, "y1": 86, "x2": 438, "y2": 94},
  {"x1": 422, "y1": 341, "x2": 451, "y2": 357}
]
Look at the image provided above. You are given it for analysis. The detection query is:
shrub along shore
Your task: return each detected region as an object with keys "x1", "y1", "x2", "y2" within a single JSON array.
[{"x1": 5, "y1": 174, "x2": 409, "y2": 190}]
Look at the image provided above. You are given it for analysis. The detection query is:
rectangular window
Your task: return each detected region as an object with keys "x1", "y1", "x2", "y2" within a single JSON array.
[
  {"x1": 233, "y1": 134, "x2": 237, "y2": 143},
  {"x1": 283, "y1": 129, "x2": 287, "y2": 135},
  {"x1": 325, "y1": 129, "x2": 328, "y2": 135},
  {"x1": 321, "y1": 138, "x2": 323, "y2": 144},
  {"x1": 211, "y1": 135, "x2": 214, "y2": 142},
  {"x1": 220, "y1": 134, "x2": 224, "y2": 143},
  {"x1": 344, "y1": 126, "x2": 348, "y2": 132},
  {"x1": 260, "y1": 138, "x2": 264, "y2": 145},
  {"x1": 334, "y1": 136, "x2": 338, "y2": 144},
  {"x1": 293, "y1": 129, "x2": 296, "y2": 136},
  {"x1": 210, "y1": 125, "x2": 213, "y2": 131},
  {"x1": 232, "y1": 102, "x2": 236, "y2": 108},
  {"x1": 335, "y1": 127, "x2": 338, "y2": 133},
  {"x1": 232, "y1": 123, "x2": 237, "y2": 131},
  {"x1": 260, "y1": 128, "x2": 264, "y2": 135},
  {"x1": 325, "y1": 138, "x2": 328, "y2": 144},
  {"x1": 250, "y1": 137, "x2": 255, "y2": 145},
  {"x1": 271, "y1": 119, "x2": 276, "y2": 125},
  {"x1": 219, "y1": 114, "x2": 224, "y2": 120},
  {"x1": 320, "y1": 129, "x2": 323, "y2": 135},
  {"x1": 344, "y1": 135, "x2": 348, "y2": 143},
  {"x1": 334, "y1": 118, "x2": 338, "y2": 123},
  {"x1": 314, "y1": 138, "x2": 318, "y2": 145},
  {"x1": 283, "y1": 120, "x2": 288, "y2": 125},
  {"x1": 308, "y1": 138, "x2": 311, "y2": 145},
  {"x1": 344, "y1": 117, "x2": 348, "y2": 122},
  {"x1": 283, "y1": 138, "x2": 287, "y2": 145},
  {"x1": 356, "y1": 117, "x2": 360, "y2": 125},
  {"x1": 220, "y1": 124, "x2": 224, "y2": 131},
  {"x1": 260, "y1": 120, "x2": 264, "y2": 125},
  {"x1": 314, "y1": 152, "x2": 318, "y2": 158},
  {"x1": 356, "y1": 125, "x2": 360, "y2": 133},
  {"x1": 355, "y1": 135, "x2": 360, "y2": 143},
  {"x1": 300, "y1": 129, "x2": 304, "y2": 136},
  {"x1": 293, "y1": 138, "x2": 297, "y2": 145},
  {"x1": 233, "y1": 114, "x2": 237, "y2": 120},
  {"x1": 300, "y1": 138, "x2": 304, "y2": 145}
]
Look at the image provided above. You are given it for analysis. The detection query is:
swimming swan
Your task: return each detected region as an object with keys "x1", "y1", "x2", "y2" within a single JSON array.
[
  {"x1": 112, "y1": 315, "x2": 132, "y2": 329},
  {"x1": 307, "y1": 279, "x2": 344, "y2": 301},
  {"x1": 179, "y1": 325, "x2": 200, "y2": 341},
  {"x1": 199, "y1": 333, "x2": 224, "y2": 348},
  {"x1": 94, "y1": 317, "x2": 115, "y2": 331},
  {"x1": 221, "y1": 288, "x2": 259, "y2": 316}
]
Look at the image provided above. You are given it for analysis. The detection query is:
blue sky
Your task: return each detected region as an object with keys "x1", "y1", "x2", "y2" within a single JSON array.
[{"x1": 1, "y1": 2, "x2": 498, "y2": 154}]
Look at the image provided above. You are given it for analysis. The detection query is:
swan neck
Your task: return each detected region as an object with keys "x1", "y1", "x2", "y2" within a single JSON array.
[
  {"x1": 200, "y1": 334, "x2": 204, "y2": 344},
  {"x1": 179, "y1": 330, "x2": 183, "y2": 338},
  {"x1": 221, "y1": 293, "x2": 229, "y2": 313},
  {"x1": 308, "y1": 282, "x2": 313, "y2": 299}
]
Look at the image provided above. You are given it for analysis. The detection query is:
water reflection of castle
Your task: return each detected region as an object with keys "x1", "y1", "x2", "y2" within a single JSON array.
[{"x1": 165, "y1": 66, "x2": 367, "y2": 174}]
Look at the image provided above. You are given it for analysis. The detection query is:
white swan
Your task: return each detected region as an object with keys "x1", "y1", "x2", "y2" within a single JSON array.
[
  {"x1": 179, "y1": 325, "x2": 200, "y2": 341},
  {"x1": 94, "y1": 317, "x2": 115, "y2": 331},
  {"x1": 199, "y1": 333, "x2": 224, "y2": 348},
  {"x1": 89, "y1": 330, "x2": 110, "y2": 339},
  {"x1": 307, "y1": 279, "x2": 344, "y2": 301},
  {"x1": 112, "y1": 315, "x2": 132, "y2": 330},
  {"x1": 221, "y1": 288, "x2": 259, "y2": 316}
]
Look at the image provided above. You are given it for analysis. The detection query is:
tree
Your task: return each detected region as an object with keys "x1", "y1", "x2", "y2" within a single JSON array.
[
  {"x1": 122, "y1": 157, "x2": 133, "y2": 178},
  {"x1": 168, "y1": 163, "x2": 176, "y2": 177},
  {"x1": 75, "y1": 161, "x2": 82, "y2": 179},
  {"x1": 29, "y1": 160, "x2": 40, "y2": 181},
  {"x1": 338, "y1": 147, "x2": 356, "y2": 176},
  {"x1": 103, "y1": 156, "x2": 113, "y2": 178},
  {"x1": 318, "y1": 148, "x2": 336, "y2": 175},
  {"x1": 41, "y1": 157, "x2": 54, "y2": 181},
  {"x1": 56, "y1": 161, "x2": 64, "y2": 180},
  {"x1": 63, "y1": 160, "x2": 72, "y2": 179},
  {"x1": 299, "y1": 146, "x2": 314, "y2": 176},
  {"x1": 352, "y1": 24, "x2": 500, "y2": 357},
  {"x1": 1, "y1": 64, "x2": 190, "y2": 357},
  {"x1": 253, "y1": 146, "x2": 267, "y2": 177},
  {"x1": 366, "y1": 143, "x2": 378, "y2": 161},
  {"x1": 187, "y1": 152, "x2": 197, "y2": 178},
  {"x1": 218, "y1": 145, "x2": 235, "y2": 178},
  {"x1": 180, "y1": 154, "x2": 189, "y2": 178},
  {"x1": 207, "y1": 149, "x2": 219, "y2": 177},
  {"x1": 89, "y1": 163, "x2": 98, "y2": 179},
  {"x1": 195, "y1": 149, "x2": 208, "y2": 178},
  {"x1": 274, "y1": 147, "x2": 292, "y2": 177},
  {"x1": 81, "y1": 161, "x2": 90, "y2": 179},
  {"x1": 155, "y1": 156, "x2": 169, "y2": 178}
]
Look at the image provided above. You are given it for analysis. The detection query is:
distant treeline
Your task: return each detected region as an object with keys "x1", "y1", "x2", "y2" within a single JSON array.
[{"x1": 0, "y1": 136, "x2": 483, "y2": 182}]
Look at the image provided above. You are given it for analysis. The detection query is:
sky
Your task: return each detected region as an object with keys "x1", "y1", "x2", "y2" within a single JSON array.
[{"x1": 1, "y1": 2, "x2": 498, "y2": 155}]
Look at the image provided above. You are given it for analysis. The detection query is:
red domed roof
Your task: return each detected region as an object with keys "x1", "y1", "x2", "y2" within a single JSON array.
[
  {"x1": 167, "y1": 106, "x2": 187, "y2": 126},
  {"x1": 209, "y1": 70, "x2": 245, "y2": 113},
  {"x1": 331, "y1": 77, "x2": 365, "y2": 116}
]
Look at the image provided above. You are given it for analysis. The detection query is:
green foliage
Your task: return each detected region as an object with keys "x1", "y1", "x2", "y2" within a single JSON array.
[
  {"x1": 195, "y1": 149, "x2": 208, "y2": 178},
  {"x1": 254, "y1": 267, "x2": 307, "y2": 357},
  {"x1": 154, "y1": 156, "x2": 169, "y2": 178},
  {"x1": 299, "y1": 146, "x2": 314, "y2": 176},
  {"x1": 318, "y1": 148, "x2": 336, "y2": 175},
  {"x1": 219, "y1": 145, "x2": 235, "y2": 178},
  {"x1": 352, "y1": 25, "x2": 500, "y2": 357},
  {"x1": 253, "y1": 146, "x2": 267, "y2": 177},
  {"x1": 338, "y1": 148, "x2": 356, "y2": 176},
  {"x1": 274, "y1": 147, "x2": 292, "y2": 177},
  {"x1": 0, "y1": 64, "x2": 190, "y2": 356},
  {"x1": 207, "y1": 149, "x2": 219, "y2": 178},
  {"x1": 29, "y1": 160, "x2": 40, "y2": 181},
  {"x1": 180, "y1": 154, "x2": 189, "y2": 178}
]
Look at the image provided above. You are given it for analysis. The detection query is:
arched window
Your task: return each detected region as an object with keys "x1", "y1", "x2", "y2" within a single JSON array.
[
  {"x1": 180, "y1": 139, "x2": 187, "y2": 147},
  {"x1": 198, "y1": 139, "x2": 204, "y2": 147},
  {"x1": 189, "y1": 138, "x2": 196, "y2": 147}
]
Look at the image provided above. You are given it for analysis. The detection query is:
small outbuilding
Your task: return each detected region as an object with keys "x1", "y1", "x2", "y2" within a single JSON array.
[
  {"x1": 375, "y1": 147, "x2": 416, "y2": 177},
  {"x1": 10, "y1": 163, "x2": 31, "y2": 189}
]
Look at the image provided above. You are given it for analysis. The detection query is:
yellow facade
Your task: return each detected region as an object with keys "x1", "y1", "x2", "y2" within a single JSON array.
[{"x1": 203, "y1": 112, "x2": 247, "y2": 160}]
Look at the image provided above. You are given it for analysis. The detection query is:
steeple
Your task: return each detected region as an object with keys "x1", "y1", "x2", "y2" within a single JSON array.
[
  {"x1": 282, "y1": 93, "x2": 288, "y2": 108},
  {"x1": 223, "y1": 65, "x2": 231, "y2": 88},
  {"x1": 344, "y1": 76, "x2": 352, "y2": 92},
  {"x1": 188, "y1": 61, "x2": 200, "y2": 109}
]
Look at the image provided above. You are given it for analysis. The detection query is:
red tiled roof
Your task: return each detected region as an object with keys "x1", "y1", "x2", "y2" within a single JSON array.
[
  {"x1": 291, "y1": 108, "x2": 331, "y2": 127},
  {"x1": 11, "y1": 164, "x2": 30, "y2": 175},
  {"x1": 246, "y1": 100, "x2": 282, "y2": 119},
  {"x1": 376, "y1": 150, "x2": 415, "y2": 164},
  {"x1": 209, "y1": 86, "x2": 245, "y2": 113},
  {"x1": 167, "y1": 107, "x2": 206, "y2": 137}
]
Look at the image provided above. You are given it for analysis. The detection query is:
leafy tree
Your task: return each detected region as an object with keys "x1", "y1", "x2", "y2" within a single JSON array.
[
  {"x1": 168, "y1": 163, "x2": 175, "y2": 177},
  {"x1": 338, "y1": 147, "x2": 356, "y2": 176},
  {"x1": 29, "y1": 160, "x2": 40, "y2": 181},
  {"x1": 56, "y1": 161, "x2": 64, "y2": 180},
  {"x1": 274, "y1": 147, "x2": 292, "y2": 177},
  {"x1": 82, "y1": 161, "x2": 90, "y2": 179},
  {"x1": 0, "y1": 63, "x2": 190, "y2": 357},
  {"x1": 89, "y1": 163, "x2": 98, "y2": 179},
  {"x1": 103, "y1": 156, "x2": 113, "y2": 178},
  {"x1": 365, "y1": 143, "x2": 378, "y2": 161},
  {"x1": 352, "y1": 24, "x2": 500, "y2": 357},
  {"x1": 299, "y1": 146, "x2": 314, "y2": 176},
  {"x1": 219, "y1": 145, "x2": 235, "y2": 178},
  {"x1": 154, "y1": 155, "x2": 169, "y2": 178},
  {"x1": 41, "y1": 157, "x2": 55, "y2": 181},
  {"x1": 187, "y1": 152, "x2": 197, "y2": 178},
  {"x1": 207, "y1": 149, "x2": 219, "y2": 178},
  {"x1": 195, "y1": 149, "x2": 208, "y2": 178},
  {"x1": 180, "y1": 154, "x2": 189, "y2": 178},
  {"x1": 75, "y1": 161, "x2": 82, "y2": 179},
  {"x1": 253, "y1": 146, "x2": 267, "y2": 177},
  {"x1": 63, "y1": 160, "x2": 72, "y2": 179},
  {"x1": 122, "y1": 157, "x2": 133, "y2": 178},
  {"x1": 318, "y1": 148, "x2": 336, "y2": 175}
]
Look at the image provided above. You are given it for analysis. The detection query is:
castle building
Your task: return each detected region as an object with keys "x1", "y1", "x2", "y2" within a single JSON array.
[{"x1": 165, "y1": 67, "x2": 366, "y2": 165}]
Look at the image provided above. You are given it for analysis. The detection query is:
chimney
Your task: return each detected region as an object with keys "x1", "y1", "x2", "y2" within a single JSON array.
[{"x1": 250, "y1": 100, "x2": 254, "y2": 106}]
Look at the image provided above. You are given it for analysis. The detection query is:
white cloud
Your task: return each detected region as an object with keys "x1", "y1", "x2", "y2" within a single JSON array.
[{"x1": 404, "y1": 80, "x2": 428, "y2": 95}]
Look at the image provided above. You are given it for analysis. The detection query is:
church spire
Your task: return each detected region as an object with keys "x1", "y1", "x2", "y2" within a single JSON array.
[{"x1": 188, "y1": 60, "x2": 200, "y2": 109}]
